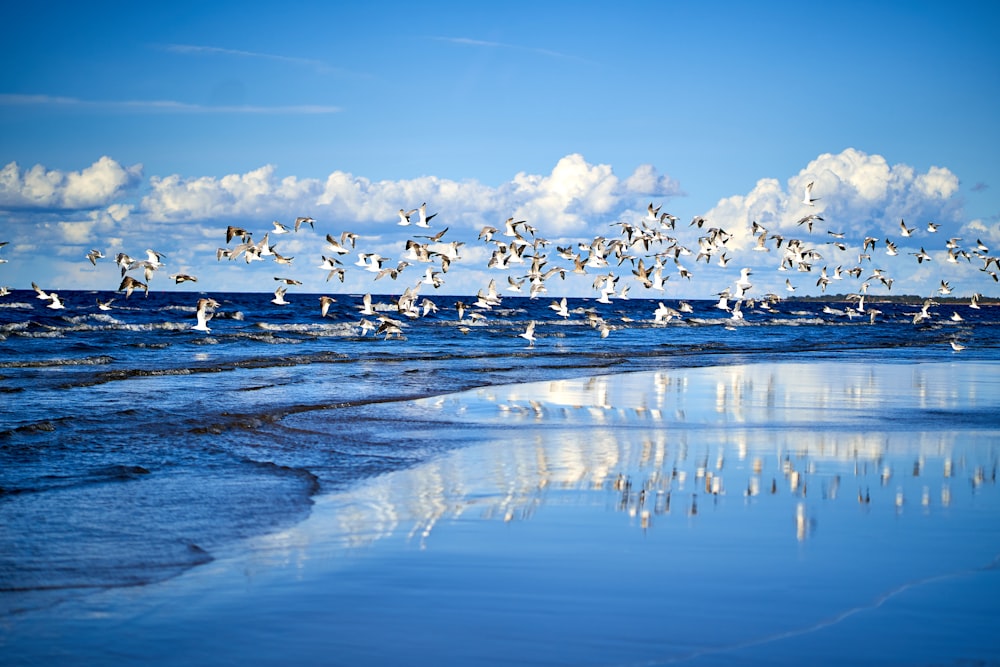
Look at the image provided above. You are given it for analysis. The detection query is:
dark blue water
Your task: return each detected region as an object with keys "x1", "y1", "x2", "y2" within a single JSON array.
[{"x1": 1, "y1": 289, "x2": 998, "y2": 612}]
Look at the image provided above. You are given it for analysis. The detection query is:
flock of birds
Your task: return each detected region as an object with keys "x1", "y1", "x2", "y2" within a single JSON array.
[{"x1": 3, "y1": 181, "x2": 997, "y2": 346}]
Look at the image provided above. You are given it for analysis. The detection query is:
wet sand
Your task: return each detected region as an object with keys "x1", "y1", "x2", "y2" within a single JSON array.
[{"x1": 3, "y1": 360, "x2": 999, "y2": 666}]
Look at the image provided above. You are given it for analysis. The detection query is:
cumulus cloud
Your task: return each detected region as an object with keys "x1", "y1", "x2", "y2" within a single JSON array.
[
  {"x1": 703, "y1": 148, "x2": 964, "y2": 251},
  {"x1": 508, "y1": 154, "x2": 622, "y2": 235},
  {"x1": 4, "y1": 150, "x2": 988, "y2": 299},
  {"x1": 143, "y1": 154, "x2": 670, "y2": 239},
  {"x1": 694, "y1": 148, "x2": 974, "y2": 296},
  {"x1": 0, "y1": 157, "x2": 142, "y2": 210},
  {"x1": 142, "y1": 165, "x2": 323, "y2": 221},
  {"x1": 620, "y1": 164, "x2": 684, "y2": 198}
]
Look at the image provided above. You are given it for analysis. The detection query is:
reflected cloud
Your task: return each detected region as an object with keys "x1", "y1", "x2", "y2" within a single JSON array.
[{"x1": 255, "y1": 362, "x2": 998, "y2": 565}]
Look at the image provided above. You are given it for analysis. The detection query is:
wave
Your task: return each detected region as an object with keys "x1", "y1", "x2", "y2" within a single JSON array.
[{"x1": 0, "y1": 355, "x2": 114, "y2": 369}]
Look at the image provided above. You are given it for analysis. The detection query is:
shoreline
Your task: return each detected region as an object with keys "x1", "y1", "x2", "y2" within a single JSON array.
[{"x1": 3, "y1": 358, "x2": 999, "y2": 666}]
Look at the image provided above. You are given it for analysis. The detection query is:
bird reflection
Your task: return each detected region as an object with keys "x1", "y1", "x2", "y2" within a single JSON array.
[{"x1": 325, "y1": 365, "x2": 999, "y2": 553}]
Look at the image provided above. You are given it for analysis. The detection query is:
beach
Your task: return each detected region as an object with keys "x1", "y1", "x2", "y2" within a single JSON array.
[{"x1": 3, "y1": 358, "x2": 998, "y2": 666}]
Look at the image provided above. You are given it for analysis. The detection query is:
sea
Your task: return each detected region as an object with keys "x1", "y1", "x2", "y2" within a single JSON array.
[{"x1": 1, "y1": 288, "x2": 999, "y2": 640}]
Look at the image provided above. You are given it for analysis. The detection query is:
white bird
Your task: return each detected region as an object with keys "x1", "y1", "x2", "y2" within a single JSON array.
[
  {"x1": 271, "y1": 286, "x2": 289, "y2": 305},
  {"x1": 31, "y1": 282, "x2": 53, "y2": 300},
  {"x1": 735, "y1": 267, "x2": 753, "y2": 295},
  {"x1": 950, "y1": 340, "x2": 966, "y2": 352},
  {"x1": 398, "y1": 208, "x2": 417, "y2": 226},
  {"x1": 193, "y1": 298, "x2": 219, "y2": 332},
  {"x1": 416, "y1": 202, "x2": 437, "y2": 228},
  {"x1": 319, "y1": 295, "x2": 336, "y2": 318},
  {"x1": 359, "y1": 293, "x2": 377, "y2": 315},
  {"x1": 294, "y1": 216, "x2": 315, "y2": 231},
  {"x1": 549, "y1": 297, "x2": 570, "y2": 318},
  {"x1": 519, "y1": 321, "x2": 537, "y2": 346},
  {"x1": 654, "y1": 302, "x2": 679, "y2": 323},
  {"x1": 730, "y1": 300, "x2": 744, "y2": 321},
  {"x1": 900, "y1": 219, "x2": 916, "y2": 237},
  {"x1": 802, "y1": 181, "x2": 819, "y2": 206},
  {"x1": 96, "y1": 297, "x2": 115, "y2": 311},
  {"x1": 46, "y1": 293, "x2": 65, "y2": 309}
]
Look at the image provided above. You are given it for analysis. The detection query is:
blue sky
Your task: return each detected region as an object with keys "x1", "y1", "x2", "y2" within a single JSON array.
[{"x1": 1, "y1": 0, "x2": 999, "y2": 300}]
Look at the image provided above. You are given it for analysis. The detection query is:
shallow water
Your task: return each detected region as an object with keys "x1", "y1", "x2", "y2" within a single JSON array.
[{"x1": 2, "y1": 360, "x2": 997, "y2": 666}]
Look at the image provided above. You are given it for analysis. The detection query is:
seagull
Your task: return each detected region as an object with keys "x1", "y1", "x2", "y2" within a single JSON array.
[
  {"x1": 96, "y1": 297, "x2": 115, "y2": 311},
  {"x1": 415, "y1": 203, "x2": 437, "y2": 228},
  {"x1": 226, "y1": 225, "x2": 252, "y2": 243},
  {"x1": 271, "y1": 286, "x2": 290, "y2": 305},
  {"x1": 900, "y1": 219, "x2": 916, "y2": 237},
  {"x1": 519, "y1": 321, "x2": 537, "y2": 347},
  {"x1": 397, "y1": 208, "x2": 417, "y2": 226},
  {"x1": 549, "y1": 297, "x2": 570, "y2": 318},
  {"x1": 46, "y1": 292, "x2": 65, "y2": 309},
  {"x1": 654, "y1": 302, "x2": 679, "y2": 323},
  {"x1": 950, "y1": 340, "x2": 966, "y2": 352},
  {"x1": 86, "y1": 249, "x2": 105, "y2": 265},
  {"x1": 359, "y1": 293, "x2": 377, "y2": 315},
  {"x1": 118, "y1": 275, "x2": 148, "y2": 298},
  {"x1": 31, "y1": 282, "x2": 53, "y2": 300},
  {"x1": 796, "y1": 214, "x2": 824, "y2": 232},
  {"x1": 735, "y1": 267, "x2": 753, "y2": 295},
  {"x1": 318, "y1": 256, "x2": 345, "y2": 282},
  {"x1": 272, "y1": 221, "x2": 292, "y2": 234},
  {"x1": 169, "y1": 273, "x2": 198, "y2": 284},
  {"x1": 802, "y1": 181, "x2": 819, "y2": 206},
  {"x1": 192, "y1": 298, "x2": 219, "y2": 332},
  {"x1": 319, "y1": 295, "x2": 336, "y2": 318},
  {"x1": 294, "y1": 216, "x2": 315, "y2": 231}
]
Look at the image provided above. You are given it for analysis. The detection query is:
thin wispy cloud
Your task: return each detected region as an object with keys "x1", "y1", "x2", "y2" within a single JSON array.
[
  {"x1": 431, "y1": 36, "x2": 594, "y2": 65},
  {"x1": 159, "y1": 43, "x2": 362, "y2": 77},
  {"x1": 0, "y1": 94, "x2": 341, "y2": 115},
  {"x1": 162, "y1": 43, "x2": 326, "y2": 68}
]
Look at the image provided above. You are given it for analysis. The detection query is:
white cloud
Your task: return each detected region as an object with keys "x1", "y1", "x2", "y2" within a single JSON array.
[
  {"x1": 620, "y1": 164, "x2": 684, "y2": 198},
  {"x1": 0, "y1": 94, "x2": 341, "y2": 115},
  {"x1": 143, "y1": 165, "x2": 323, "y2": 221},
  {"x1": 0, "y1": 157, "x2": 142, "y2": 209},
  {"x1": 695, "y1": 148, "x2": 974, "y2": 296},
  {"x1": 3, "y1": 150, "x2": 991, "y2": 300},
  {"x1": 56, "y1": 220, "x2": 96, "y2": 244},
  {"x1": 509, "y1": 154, "x2": 622, "y2": 235}
]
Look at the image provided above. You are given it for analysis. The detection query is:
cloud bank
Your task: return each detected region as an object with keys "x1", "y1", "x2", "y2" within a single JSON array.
[{"x1": 0, "y1": 149, "x2": 992, "y2": 299}]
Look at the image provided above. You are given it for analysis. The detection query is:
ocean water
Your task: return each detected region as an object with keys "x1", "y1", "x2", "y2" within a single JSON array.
[{"x1": 1, "y1": 288, "x2": 999, "y2": 663}]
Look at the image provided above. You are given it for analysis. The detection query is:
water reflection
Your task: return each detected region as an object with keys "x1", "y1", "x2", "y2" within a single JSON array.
[{"x1": 258, "y1": 361, "x2": 998, "y2": 566}]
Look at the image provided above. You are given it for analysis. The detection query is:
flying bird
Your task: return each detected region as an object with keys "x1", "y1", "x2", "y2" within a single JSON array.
[
  {"x1": 169, "y1": 273, "x2": 198, "y2": 284},
  {"x1": 416, "y1": 203, "x2": 437, "y2": 228},
  {"x1": 802, "y1": 181, "x2": 820, "y2": 206},
  {"x1": 117, "y1": 275, "x2": 148, "y2": 298},
  {"x1": 294, "y1": 216, "x2": 315, "y2": 231},
  {"x1": 519, "y1": 321, "x2": 537, "y2": 347},
  {"x1": 192, "y1": 298, "x2": 219, "y2": 332}
]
